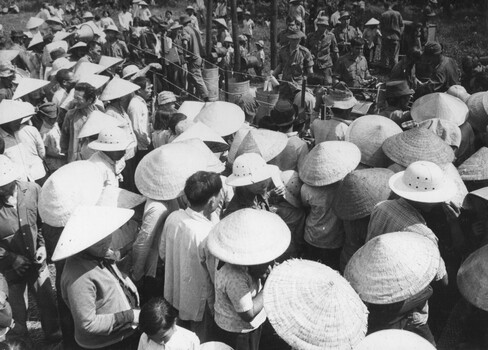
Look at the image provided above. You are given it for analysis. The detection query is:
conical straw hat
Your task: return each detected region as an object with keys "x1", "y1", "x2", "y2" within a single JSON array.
[
  {"x1": 458, "y1": 147, "x2": 488, "y2": 181},
  {"x1": 73, "y1": 62, "x2": 106, "y2": 80},
  {"x1": 78, "y1": 110, "x2": 124, "y2": 139},
  {"x1": 382, "y1": 127, "x2": 455, "y2": 167},
  {"x1": 227, "y1": 126, "x2": 253, "y2": 165},
  {"x1": 355, "y1": 329, "x2": 436, "y2": 350},
  {"x1": 263, "y1": 259, "x2": 368, "y2": 350},
  {"x1": 173, "y1": 121, "x2": 229, "y2": 153},
  {"x1": 100, "y1": 77, "x2": 140, "y2": 101},
  {"x1": 52, "y1": 205, "x2": 133, "y2": 261},
  {"x1": 364, "y1": 18, "x2": 380, "y2": 26},
  {"x1": 135, "y1": 142, "x2": 208, "y2": 200},
  {"x1": 28, "y1": 32, "x2": 44, "y2": 49},
  {"x1": 466, "y1": 91, "x2": 488, "y2": 132},
  {"x1": 39, "y1": 161, "x2": 104, "y2": 227},
  {"x1": 235, "y1": 129, "x2": 288, "y2": 163},
  {"x1": 77, "y1": 74, "x2": 110, "y2": 90},
  {"x1": 178, "y1": 101, "x2": 206, "y2": 120},
  {"x1": 345, "y1": 115, "x2": 402, "y2": 167},
  {"x1": 194, "y1": 101, "x2": 245, "y2": 136},
  {"x1": 174, "y1": 138, "x2": 225, "y2": 174},
  {"x1": 53, "y1": 30, "x2": 75, "y2": 42},
  {"x1": 207, "y1": 209, "x2": 291, "y2": 265},
  {"x1": 344, "y1": 231, "x2": 440, "y2": 304},
  {"x1": 69, "y1": 41, "x2": 87, "y2": 51},
  {"x1": 411, "y1": 92, "x2": 469, "y2": 126},
  {"x1": 200, "y1": 342, "x2": 234, "y2": 350},
  {"x1": 333, "y1": 168, "x2": 393, "y2": 221},
  {"x1": 49, "y1": 57, "x2": 77, "y2": 77},
  {"x1": 281, "y1": 170, "x2": 303, "y2": 208},
  {"x1": 0, "y1": 100, "x2": 35, "y2": 125},
  {"x1": 0, "y1": 50, "x2": 20, "y2": 62},
  {"x1": 99, "y1": 55, "x2": 124, "y2": 69},
  {"x1": 25, "y1": 17, "x2": 44, "y2": 30},
  {"x1": 12, "y1": 77, "x2": 49, "y2": 100},
  {"x1": 446, "y1": 84, "x2": 470, "y2": 103},
  {"x1": 417, "y1": 118, "x2": 462, "y2": 148},
  {"x1": 95, "y1": 186, "x2": 146, "y2": 208},
  {"x1": 299, "y1": 141, "x2": 361, "y2": 186},
  {"x1": 457, "y1": 244, "x2": 488, "y2": 311},
  {"x1": 45, "y1": 40, "x2": 68, "y2": 55}
]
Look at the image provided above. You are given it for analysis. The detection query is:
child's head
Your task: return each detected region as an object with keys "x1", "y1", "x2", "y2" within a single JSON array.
[{"x1": 139, "y1": 297, "x2": 178, "y2": 345}]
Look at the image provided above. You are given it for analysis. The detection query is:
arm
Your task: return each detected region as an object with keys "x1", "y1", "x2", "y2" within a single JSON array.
[{"x1": 225, "y1": 269, "x2": 264, "y2": 323}]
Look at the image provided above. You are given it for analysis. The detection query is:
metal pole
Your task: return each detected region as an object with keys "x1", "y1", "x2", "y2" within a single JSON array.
[
  {"x1": 270, "y1": 0, "x2": 278, "y2": 70},
  {"x1": 206, "y1": 0, "x2": 214, "y2": 59},
  {"x1": 230, "y1": 0, "x2": 240, "y2": 73}
]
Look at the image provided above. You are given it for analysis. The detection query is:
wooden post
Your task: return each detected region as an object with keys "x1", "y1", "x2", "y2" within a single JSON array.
[
  {"x1": 230, "y1": 0, "x2": 240, "y2": 73},
  {"x1": 270, "y1": 0, "x2": 278, "y2": 70},
  {"x1": 225, "y1": 68, "x2": 229, "y2": 101},
  {"x1": 206, "y1": 0, "x2": 214, "y2": 60}
]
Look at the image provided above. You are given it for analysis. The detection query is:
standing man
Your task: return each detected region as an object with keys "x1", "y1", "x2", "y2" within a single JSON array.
[
  {"x1": 102, "y1": 25, "x2": 129, "y2": 59},
  {"x1": 306, "y1": 16, "x2": 339, "y2": 85},
  {"x1": 333, "y1": 11, "x2": 361, "y2": 56},
  {"x1": 380, "y1": 1, "x2": 404, "y2": 71},
  {"x1": 78, "y1": 40, "x2": 102, "y2": 64},
  {"x1": 128, "y1": 77, "x2": 152, "y2": 164}
]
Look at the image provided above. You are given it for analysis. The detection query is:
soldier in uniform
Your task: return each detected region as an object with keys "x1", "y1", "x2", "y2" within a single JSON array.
[
  {"x1": 306, "y1": 16, "x2": 338, "y2": 85},
  {"x1": 333, "y1": 11, "x2": 361, "y2": 56},
  {"x1": 273, "y1": 31, "x2": 314, "y2": 100},
  {"x1": 334, "y1": 37, "x2": 373, "y2": 88}
]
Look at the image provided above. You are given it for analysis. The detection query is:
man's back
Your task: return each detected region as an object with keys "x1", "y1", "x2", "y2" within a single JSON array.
[{"x1": 380, "y1": 9, "x2": 403, "y2": 39}]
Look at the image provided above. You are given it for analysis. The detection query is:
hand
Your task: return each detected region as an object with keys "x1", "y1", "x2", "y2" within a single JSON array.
[
  {"x1": 273, "y1": 185, "x2": 286, "y2": 197},
  {"x1": 149, "y1": 62, "x2": 162, "y2": 70},
  {"x1": 442, "y1": 201, "x2": 461, "y2": 222},
  {"x1": 133, "y1": 309, "x2": 141, "y2": 324},
  {"x1": 12, "y1": 255, "x2": 31, "y2": 276}
]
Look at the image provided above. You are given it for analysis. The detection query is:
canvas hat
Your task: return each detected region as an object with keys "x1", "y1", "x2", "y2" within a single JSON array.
[
  {"x1": 174, "y1": 138, "x2": 225, "y2": 174},
  {"x1": 100, "y1": 77, "x2": 140, "y2": 101},
  {"x1": 99, "y1": 56, "x2": 124, "y2": 70},
  {"x1": 238, "y1": 34, "x2": 248, "y2": 42},
  {"x1": 270, "y1": 100, "x2": 296, "y2": 127},
  {"x1": 281, "y1": 170, "x2": 303, "y2": 208},
  {"x1": 223, "y1": 35, "x2": 233, "y2": 43},
  {"x1": 382, "y1": 128, "x2": 455, "y2": 167},
  {"x1": 417, "y1": 118, "x2": 462, "y2": 149},
  {"x1": 26, "y1": 17, "x2": 45, "y2": 30},
  {"x1": 264, "y1": 259, "x2": 368, "y2": 350},
  {"x1": 385, "y1": 80, "x2": 414, "y2": 98},
  {"x1": 12, "y1": 77, "x2": 49, "y2": 100},
  {"x1": 157, "y1": 90, "x2": 177, "y2": 105},
  {"x1": 466, "y1": 91, "x2": 488, "y2": 132},
  {"x1": 0, "y1": 155, "x2": 20, "y2": 187},
  {"x1": 28, "y1": 32, "x2": 44, "y2": 49},
  {"x1": 200, "y1": 342, "x2": 234, "y2": 350},
  {"x1": 135, "y1": 142, "x2": 208, "y2": 200},
  {"x1": 226, "y1": 153, "x2": 278, "y2": 187},
  {"x1": 195, "y1": 101, "x2": 245, "y2": 136},
  {"x1": 446, "y1": 85, "x2": 470, "y2": 102},
  {"x1": 52, "y1": 205, "x2": 133, "y2": 261},
  {"x1": 39, "y1": 161, "x2": 104, "y2": 227},
  {"x1": 82, "y1": 11, "x2": 94, "y2": 19},
  {"x1": 207, "y1": 209, "x2": 290, "y2": 265},
  {"x1": 316, "y1": 16, "x2": 329, "y2": 26},
  {"x1": 47, "y1": 43, "x2": 69, "y2": 59},
  {"x1": 364, "y1": 18, "x2": 380, "y2": 26},
  {"x1": 185, "y1": 5, "x2": 194, "y2": 11},
  {"x1": 73, "y1": 62, "x2": 106, "y2": 80},
  {"x1": 333, "y1": 168, "x2": 393, "y2": 221},
  {"x1": 0, "y1": 50, "x2": 20, "y2": 62},
  {"x1": 345, "y1": 115, "x2": 402, "y2": 167},
  {"x1": 89, "y1": 126, "x2": 134, "y2": 152},
  {"x1": 345, "y1": 231, "x2": 440, "y2": 304},
  {"x1": 0, "y1": 62, "x2": 15, "y2": 78},
  {"x1": 139, "y1": 0, "x2": 148, "y2": 5},
  {"x1": 78, "y1": 110, "x2": 124, "y2": 139},
  {"x1": 96, "y1": 186, "x2": 146, "y2": 208},
  {"x1": 340, "y1": 11, "x2": 351, "y2": 19},
  {"x1": 299, "y1": 141, "x2": 361, "y2": 186},
  {"x1": 457, "y1": 244, "x2": 488, "y2": 311},
  {"x1": 355, "y1": 330, "x2": 436, "y2": 350},
  {"x1": 458, "y1": 147, "x2": 488, "y2": 181},
  {"x1": 324, "y1": 82, "x2": 357, "y2": 109},
  {"x1": 411, "y1": 93, "x2": 468, "y2": 126},
  {"x1": 37, "y1": 102, "x2": 57, "y2": 119},
  {"x1": 122, "y1": 65, "x2": 140, "y2": 79},
  {"x1": 213, "y1": 18, "x2": 227, "y2": 29},
  {"x1": 256, "y1": 40, "x2": 264, "y2": 47},
  {"x1": 49, "y1": 57, "x2": 76, "y2": 77},
  {"x1": 104, "y1": 25, "x2": 120, "y2": 33},
  {"x1": 173, "y1": 122, "x2": 229, "y2": 153},
  {"x1": 69, "y1": 41, "x2": 87, "y2": 52},
  {"x1": 234, "y1": 129, "x2": 288, "y2": 163},
  {"x1": 389, "y1": 160, "x2": 456, "y2": 203},
  {"x1": 0, "y1": 100, "x2": 35, "y2": 125}
]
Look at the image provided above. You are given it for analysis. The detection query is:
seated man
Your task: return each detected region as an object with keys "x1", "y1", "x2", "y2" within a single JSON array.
[{"x1": 334, "y1": 37, "x2": 374, "y2": 88}]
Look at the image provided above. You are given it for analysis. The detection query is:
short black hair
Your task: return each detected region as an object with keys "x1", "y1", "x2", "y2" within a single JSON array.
[
  {"x1": 87, "y1": 40, "x2": 101, "y2": 52},
  {"x1": 74, "y1": 82, "x2": 97, "y2": 103},
  {"x1": 133, "y1": 76, "x2": 150, "y2": 90},
  {"x1": 139, "y1": 297, "x2": 178, "y2": 337},
  {"x1": 56, "y1": 69, "x2": 72, "y2": 85},
  {"x1": 351, "y1": 37, "x2": 365, "y2": 47},
  {"x1": 184, "y1": 171, "x2": 222, "y2": 207}
]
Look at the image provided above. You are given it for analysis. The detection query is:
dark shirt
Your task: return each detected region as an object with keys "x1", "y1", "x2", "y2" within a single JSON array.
[
  {"x1": 222, "y1": 187, "x2": 270, "y2": 218},
  {"x1": 380, "y1": 9, "x2": 404, "y2": 40},
  {"x1": 417, "y1": 55, "x2": 460, "y2": 96},
  {"x1": 306, "y1": 30, "x2": 338, "y2": 69}
]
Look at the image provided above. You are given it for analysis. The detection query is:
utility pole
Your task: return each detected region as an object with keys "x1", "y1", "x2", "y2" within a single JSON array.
[
  {"x1": 270, "y1": 0, "x2": 278, "y2": 70},
  {"x1": 206, "y1": 0, "x2": 213, "y2": 60},
  {"x1": 230, "y1": 0, "x2": 240, "y2": 72}
]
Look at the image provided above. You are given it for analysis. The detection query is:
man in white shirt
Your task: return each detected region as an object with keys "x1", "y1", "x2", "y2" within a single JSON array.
[
  {"x1": 127, "y1": 76, "x2": 152, "y2": 163},
  {"x1": 118, "y1": 5, "x2": 133, "y2": 41},
  {"x1": 52, "y1": 69, "x2": 76, "y2": 108}
]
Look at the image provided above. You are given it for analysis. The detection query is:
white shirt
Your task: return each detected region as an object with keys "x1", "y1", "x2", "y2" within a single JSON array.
[
  {"x1": 118, "y1": 11, "x2": 133, "y2": 31},
  {"x1": 137, "y1": 326, "x2": 199, "y2": 350},
  {"x1": 88, "y1": 151, "x2": 122, "y2": 187},
  {"x1": 128, "y1": 95, "x2": 151, "y2": 151},
  {"x1": 52, "y1": 87, "x2": 68, "y2": 107},
  {"x1": 17, "y1": 125, "x2": 46, "y2": 181}
]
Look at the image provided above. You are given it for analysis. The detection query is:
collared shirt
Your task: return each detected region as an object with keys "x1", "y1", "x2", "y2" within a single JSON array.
[
  {"x1": 138, "y1": 8, "x2": 152, "y2": 22},
  {"x1": 333, "y1": 25, "x2": 361, "y2": 54},
  {"x1": 334, "y1": 53, "x2": 371, "y2": 87},
  {"x1": 311, "y1": 117, "x2": 351, "y2": 143},
  {"x1": 380, "y1": 8, "x2": 404, "y2": 40},
  {"x1": 417, "y1": 55, "x2": 460, "y2": 96},
  {"x1": 127, "y1": 95, "x2": 151, "y2": 151},
  {"x1": 88, "y1": 151, "x2": 124, "y2": 187},
  {"x1": 242, "y1": 19, "x2": 254, "y2": 37},
  {"x1": 40, "y1": 121, "x2": 66, "y2": 172},
  {"x1": 17, "y1": 125, "x2": 46, "y2": 181},
  {"x1": 0, "y1": 127, "x2": 38, "y2": 182},
  {"x1": 138, "y1": 326, "x2": 200, "y2": 350},
  {"x1": 159, "y1": 208, "x2": 217, "y2": 321},
  {"x1": 102, "y1": 40, "x2": 130, "y2": 59},
  {"x1": 118, "y1": 11, "x2": 133, "y2": 31},
  {"x1": 52, "y1": 87, "x2": 68, "y2": 107},
  {"x1": 301, "y1": 182, "x2": 344, "y2": 249},
  {"x1": 106, "y1": 104, "x2": 137, "y2": 160},
  {"x1": 268, "y1": 132, "x2": 309, "y2": 171},
  {"x1": 306, "y1": 30, "x2": 338, "y2": 69},
  {"x1": 277, "y1": 44, "x2": 313, "y2": 87}
]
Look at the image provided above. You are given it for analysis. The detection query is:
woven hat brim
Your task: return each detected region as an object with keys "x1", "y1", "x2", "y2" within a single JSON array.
[
  {"x1": 226, "y1": 164, "x2": 277, "y2": 187},
  {"x1": 457, "y1": 244, "x2": 488, "y2": 311},
  {"x1": 50, "y1": 61, "x2": 77, "y2": 77},
  {"x1": 200, "y1": 342, "x2": 234, "y2": 350},
  {"x1": 324, "y1": 95, "x2": 358, "y2": 109},
  {"x1": 467, "y1": 92, "x2": 488, "y2": 132},
  {"x1": 411, "y1": 93, "x2": 468, "y2": 127},
  {"x1": 355, "y1": 329, "x2": 436, "y2": 350},
  {"x1": 389, "y1": 171, "x2": 457, "y2": 203},
  {"x1": 195, "y1": 102, "x2": 245, "y2": 137}
]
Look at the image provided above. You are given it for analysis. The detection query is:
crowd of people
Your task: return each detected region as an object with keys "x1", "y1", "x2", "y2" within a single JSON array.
[{"x1": 0, "y1": 0, "x2": 487, "y2": 350}]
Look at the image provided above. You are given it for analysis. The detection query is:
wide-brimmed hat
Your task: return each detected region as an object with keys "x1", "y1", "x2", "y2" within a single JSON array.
[
  {"x1": 78, "y1": 110, "x2": 123, "y2": 139},
  {"x1": 39, "y1": 161, "x2": 104, "y2": 227},
  {"x1": 73, "y1": 62, "x2": 106, "y2": 80},
  {"x1": 345, "y1": 231, "x2": 440, "y2": 304},
  {"x1": 466, "y1": 91, "x2": 488, "y2": 132},
  {"x1": 299, "y1": 141, "x2": 361, "y2": 186},
  {"x1": 333, "y1": 168, "x2": 393, "y2": 221},
  {"x1": 135, "y1": 142, "x2": 208, "y2": 200},
  {"x1": 200, "y1": 342, "x2": 234, "y2": 350},
  {"x1": 122, "y1": 65, "x2": 140, "y2": 79},
  {"x1": 226, "y1": 153, "x2": 278, "y2": 187},
  {"x1": 53, "y1": 30, "x2": 75, "y2": 42},
  {"x1": 25, "y1": 17, "x2": 44, "y2": 30},
  {"x1": 385, "y1": 80, "x2": 414, "y2": 98},
  {"x1": 458, "y1": 147, "x2": 488, "y2": 181},
  {"x1": 195, "y1": 101, "x2": 245, "y2": 136},
  {"x1": 173, "y1": 122, "x2": 229, "y2": 153},
  {"x1": 185, "y1": 5, "x2": 194, "y2": 11},
  {"x1": 52, "y1": 205, "x2": 133, "y2": 261},
  {"x1": 99, "y1": 55, "x2": 123, "y2": 69},
  {"x1": 355, "y1": 330, "x2": 436, "y2": 350},
  {"x1": 174, "y1": 138, "x2": 225, "y2": 174},
  {"x1": 78, "y1": 74, "x2": 110, "y2": 90},
  {"x1": 207, "y1": 209, "x2": 290, "y2": 265},
  {"x1": 324, "y1": 82, "x2": 357, "y2": 109},
  {"x1": 382, "y1": 128, "x2": 455, "y2": 167},
  {"x1": 0, "y1": 62, "x2": 15, "y2": 78},
  {"x1": 280, "y1": 170, "x2": 303, "y2": 208},
  {"x1": 364, "y1": 18, "x2": 380, "y2": 26},
  {"x1": 340, "y1": 10, "x2": 350, "y2": 19},
  {"x1": 411, "y1": 93, "x2": 468, "y2": 126},
  {"x1": 264, "y1": 259, "x2": 368, "y2": 350},
  {"x1": 234, "y1": 129, "x2": 288, "y2": 163},
  {"x1": 270, "y1": 99, "x2": 296, "y2": 127},
  {"x1": 12, "y1": 77, "x2": 49, "y2": 100},
  {"x1": 104, "y1": 25, "x2": 119, "y2": 33},
  {"x1": 0, "y1": 155, "x2": 20, "y2": 187},
  {"x1": 89, "y1": 126, "x2": 134, "y2": 152},
  {"x1": 100, "y1": 77, "x2": 140, "y2": 101},
  {"x1": 168, "y1": 21, "x2": 183, "y2": 31},
  {"x1": 256, "y1": 40, "x2": 264, "y2": 47},
  {"x1": 28, "y1": 32, "x2": 44, "y2": 49},
  {"x1": 0, "y1": 100, "x2": 35, "y2": 125},
  {"x1": 212, "y1": 18, "x2": 227, "y2": 29},
  {"x1": 0, "y1": 50, "x2": 20, "y2": 62},
  {"x1": 316, "y1": 16, "x2": 329, "y2": 26},
  {"x1": 389, "y1": 160, "x2": 456, "y2": 203},
  {"x1": 457, "y1": 244, "x2": 488, "y2": 311},
  {"x1": 157, "y1": 90, "x2": 177, "y2": 105},
  {"x1": 69, "y1": 41, "x2": 87, "y2": 52},
  {"x1": 345, "y1": 115, "x2": 402, "y2": 167},
  {"x1": 82, "y1": 11, "x2": 94, "y2": 19},
  {"x1": 446, "y1": 85, "x2": 471, "y2": 102},
  {"x1": 417, "y1": 118, "x2": 461, "y2": 148},
  {"x1": 37, "y1": 102, "x2": 57, "y2": 119},
  {"x1": 49, "y1": 57, "x2": 76, "y2": 77},
  {"x1": 95, "y1": 186, "x2": 146, "y2": 208},
  {"x1": 286, "y1": 31, "x2": 305, "y2": 40}
]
